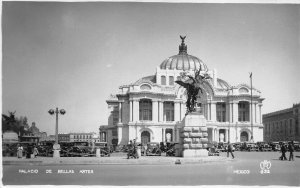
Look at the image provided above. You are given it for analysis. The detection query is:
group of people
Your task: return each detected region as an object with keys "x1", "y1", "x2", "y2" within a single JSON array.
[
  {"x1": 280, "y1": 141, "x2": 295, "y2": 161},
  {"x1": 17, "y1": 144, "x2": 39, "y2": 159}
]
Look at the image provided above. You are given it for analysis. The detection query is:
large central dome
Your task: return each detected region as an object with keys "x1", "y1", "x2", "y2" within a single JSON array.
[{"x1": 160, "y1": 36, "x2": 208, "y2": 71}]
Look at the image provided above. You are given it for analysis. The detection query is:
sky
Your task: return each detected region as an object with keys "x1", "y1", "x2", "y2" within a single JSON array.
[{"x1": 2, "y1": 2, "x2": 300, "y2": 135}]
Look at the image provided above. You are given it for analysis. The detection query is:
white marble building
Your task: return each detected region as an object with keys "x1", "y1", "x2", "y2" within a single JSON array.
[{"x1": 101, "y1": 37, "x2": 264, "y2": 146}]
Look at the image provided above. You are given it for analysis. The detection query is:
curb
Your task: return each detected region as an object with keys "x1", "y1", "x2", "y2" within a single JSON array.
[{"x1": 3, "y1": 157, "x2": 230, "y2": 166}]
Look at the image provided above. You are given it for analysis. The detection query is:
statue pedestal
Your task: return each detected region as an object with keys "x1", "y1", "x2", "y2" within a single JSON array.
[
  {"x1": 53, "y1": 150, "x2": 60, "y2": 158},
  {"x1": 177, "y1": 112, "x2": 208, "y2": 157}
]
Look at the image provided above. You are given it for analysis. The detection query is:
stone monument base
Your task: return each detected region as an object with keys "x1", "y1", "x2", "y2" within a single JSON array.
[
  {"x1": 53, "y1": 150, "x2": 60, "y2": 158},
  {"x1": 176, "y1": 111, "x2": 209, "y2": 158},
  {"x1": 182, "y1": 149, "x2": 208, "y2": 157}
]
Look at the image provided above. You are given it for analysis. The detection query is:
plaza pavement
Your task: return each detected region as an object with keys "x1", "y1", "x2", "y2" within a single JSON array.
[{"x1": 2, "y1": 152, "x2": 231, "y2": 165}]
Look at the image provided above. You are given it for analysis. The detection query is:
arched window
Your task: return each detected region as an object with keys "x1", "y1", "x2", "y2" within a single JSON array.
[
  {"x1": 216, "y1": 102, "x2": 226, "y2": 122},
  {"x1": 140, "y1": 84, "x2": 151, "y2": 90},
  {"x1": 169, "y1": 76, "x2": 174, "y2": 85},
  {"x1": 240, "y1": 131, "x2": 249, "y2": 142},
  {"x1": 161, "y1": 76, "x2": 166, "y2": 85},
  {"x1": 139, "y1": 99, "x2": 152, "y2": 121},
  {"x1": 238, "y1": 101, "x2": 250, "y2": 122},
  {"x1": 141, "y1": 131, "x2": 150, "y2": 145},
  {"x1": 239, "y1": 87, "x2": 249, "y2": 94},
  {"x1": 164, "y1": 102, "x2": 174, "y2": 121}
]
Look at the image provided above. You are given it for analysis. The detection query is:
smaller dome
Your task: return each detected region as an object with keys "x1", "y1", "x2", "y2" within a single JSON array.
[
  {"x1": 217, "y1": 78, "x2": 231, "y2": 89},
  {"x1": 160, "y1": 36, "x2": 208, "y2": 71}
]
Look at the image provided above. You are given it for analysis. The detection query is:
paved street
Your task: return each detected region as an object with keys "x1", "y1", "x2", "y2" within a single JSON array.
[{"x1": 3, "y1": 151, "x2": 300, "y2": 186}]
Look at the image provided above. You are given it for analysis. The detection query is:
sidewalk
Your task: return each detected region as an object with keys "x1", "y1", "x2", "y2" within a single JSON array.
[{"x1": 2, "y1": 153, "x2": 232, "y2": 165}]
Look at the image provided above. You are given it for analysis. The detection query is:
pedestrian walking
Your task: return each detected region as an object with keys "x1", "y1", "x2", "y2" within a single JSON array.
[
  {"x1": 127, "y1": 140, "x2": 133, "y2": 159},
  {"x1": 17, "y1": 144, "x2": 23, "y2": 158},
  {"x1": 33, "y1": 145, "x2": 39, "y2": 158},
  {"x1": 280, "y1": 143, "x2": 287, "y2": 160},
  {"x1": 26, "y1": 145, "x2": 32, "y2": 159},
  {"x1": 227, "y1": 142, "x2": 234, "y2": 159},
  {"x1": 288, "y1": 141, "x2": 294, "y2": 161}
]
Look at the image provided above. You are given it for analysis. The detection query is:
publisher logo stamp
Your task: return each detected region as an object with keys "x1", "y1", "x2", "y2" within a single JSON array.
[{"x1": 260, "y1": 160, "x2": 271, "y2": 174}]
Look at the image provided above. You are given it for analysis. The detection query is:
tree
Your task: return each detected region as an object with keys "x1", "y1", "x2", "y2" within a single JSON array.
[{"x1": 2, "y1": 111, "x2": 17, "y2": 133}]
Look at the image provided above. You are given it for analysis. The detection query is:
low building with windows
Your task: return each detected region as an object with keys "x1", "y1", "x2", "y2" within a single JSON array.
[
  {"x1": 263, "y1": 103, "x2": 300, "y2": 142},
  {"x1": 101, "y1": 37, "x2": 264, "y2": 146},
  {"x1": 69, "y1": 132, "x2": 100, "y2": 143},
  {"x1": 58, "y1": 133, "x2": 70, "y2": 143}
]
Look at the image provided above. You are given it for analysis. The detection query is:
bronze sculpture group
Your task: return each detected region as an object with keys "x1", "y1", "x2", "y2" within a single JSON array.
[{"x1": 175, "y1": 68, "x2": 210, "y2": 115}]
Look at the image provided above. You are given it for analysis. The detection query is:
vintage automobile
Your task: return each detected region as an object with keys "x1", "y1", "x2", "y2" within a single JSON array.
[
  {"x1": 262, "y1": 144, "x2": 273, "y2": 152},
  {"x1": 208, "y1": 147, "x2": 220, "y2": 156},
  {"x1": 100, "y1": 145, "x2": 111, "y2": 157},
  {"x1": 146, "y1": 142, "x2": 162, "y2": 156},
  {"x1": 270, "y1": 142, "x2": 281, "y2": 151},
  {"x1": 218, "y1": 143, "x2": 235, "y2": 152},
  {"x1": 293, "y1": 141, "x2": 300, "y2": 152},
  {"x1": 247, "y1": 143, "x2": 259, "y2": 152},
  {"x1": 233, "y1": 143, "x2": 241, "y2": 151},
  {"x1": 165, "y1": 142, "x2": 178, "y2": 156}
]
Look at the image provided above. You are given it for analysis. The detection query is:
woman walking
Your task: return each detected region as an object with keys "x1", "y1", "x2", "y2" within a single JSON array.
[{"x1": 17, "y1": 144, "x2": 23, "y2": 158}]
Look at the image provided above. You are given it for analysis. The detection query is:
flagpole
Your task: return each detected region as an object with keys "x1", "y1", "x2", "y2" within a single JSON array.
[{"x1": 250, "y1": 72, "x2": 253, "y2": 142}]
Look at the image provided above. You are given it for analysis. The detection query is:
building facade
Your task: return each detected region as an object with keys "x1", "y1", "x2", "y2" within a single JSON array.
[
  {"x1": 58, "y1": 134, "x2": 71, "y2": 143},
  {"x1": 101, "y1": 37, "x2": 264, "y2": 146},
  {"x1": 69, "y1": 132, "x2": 100, "y2": 143},
  {"x1": 263, "y1": 103, "x2": 300, "y2": 142}
]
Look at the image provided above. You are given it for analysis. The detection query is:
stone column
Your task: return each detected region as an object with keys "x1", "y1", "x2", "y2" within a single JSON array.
[
  {"x1": 258, "y1": 104, "x2": 262, "y2": 124},
  {"x1": 159, "y1": 101, "x2": 164, "y2": 122},
  {"x1": 211, "y1": 102, "x2": 216, "y2": 122},
  {"x1": 226, "y1": 102, "x2": 230, "y2": 123},
  {"x1": 152, "y1": 100, "x2": 159, "y2": 122},
  {"x1": 129, "y1": 100, "x2": 133, "y2": 122},
  {"x1": 162, "y1": 128, "x2": 165, "y2": 142},
  {"x1": 207, "y1": 102, "x2": 211, "y2": 121},
  {"x1": 133, "y1": 99, "x2": 139, "y2": 122},
  {"x1": 233, "y1": 102, "x2": 239, "y2": 123},
  {"x1": 118, "y1": 102, "x2": 122, "y2": 123},
  {"x1": 117, "y1": 126, "x2": 122, "y2": 145},
  {"x1": 203, "y1": 103, "x2": 206, "y2": 119},
  {"x1": 176, "y1": 127, "x2": 180, "y2": 142},
  {"x1": 181, "y1": 102, "x2": 186, "y2": 119},
  {"x1": 212, "y1": 128, "x2": 215, "y2": 142},
  {"x1": 225, "y1": 129, "x2": 229, "y2": 143},
  {"x1": 172, "y1": 129, "x2": 175, "y2": 142},
  {"x1": 174, "y1": 101, "x2": 180, "y2": 122},
  {"x1": 216, "y1": 129, "x2": 219, "y2": 142}
]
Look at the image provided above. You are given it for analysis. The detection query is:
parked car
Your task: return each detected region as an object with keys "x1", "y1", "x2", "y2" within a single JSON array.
[
  {"x1": 247, "y1": 143, "x2": 259, "y2": 152},
  {"x1": 233, "y1": 143, "x2": 241, "y2": 151},
  {"x1": 146, "y1": 142, "x2": 162, "y2": 156},
  {"x1": 271, "y1": 142, "x2": 281, "y2": 151},
  {"x1": 262, "y1": 144, "x2": 272, "y2": 152},
  {"x1": 293, "y1": 141, "x2": 300, "y2": 152},
  {"x1": 165, "y1": 142, "x2": 178, "y2": 156}
]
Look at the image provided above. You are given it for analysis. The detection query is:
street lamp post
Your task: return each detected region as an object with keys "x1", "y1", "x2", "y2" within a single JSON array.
[{"x1": 48, "y1": 107, "x2": 66, "y2": 158}]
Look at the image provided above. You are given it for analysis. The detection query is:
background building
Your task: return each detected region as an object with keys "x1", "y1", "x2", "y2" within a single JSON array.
[
  {"x1": 263, "y1": 103, "x2": 300, "y2": 142},
  {"x1": 101, "y1": 37, "x2": 264, "y2": 146},
  {"x1": 69, "y1": 132, "x2": 100, "y2": 143},
  {"x1": 58, "y1": 133, "x2": 71, "y2": 143}
]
